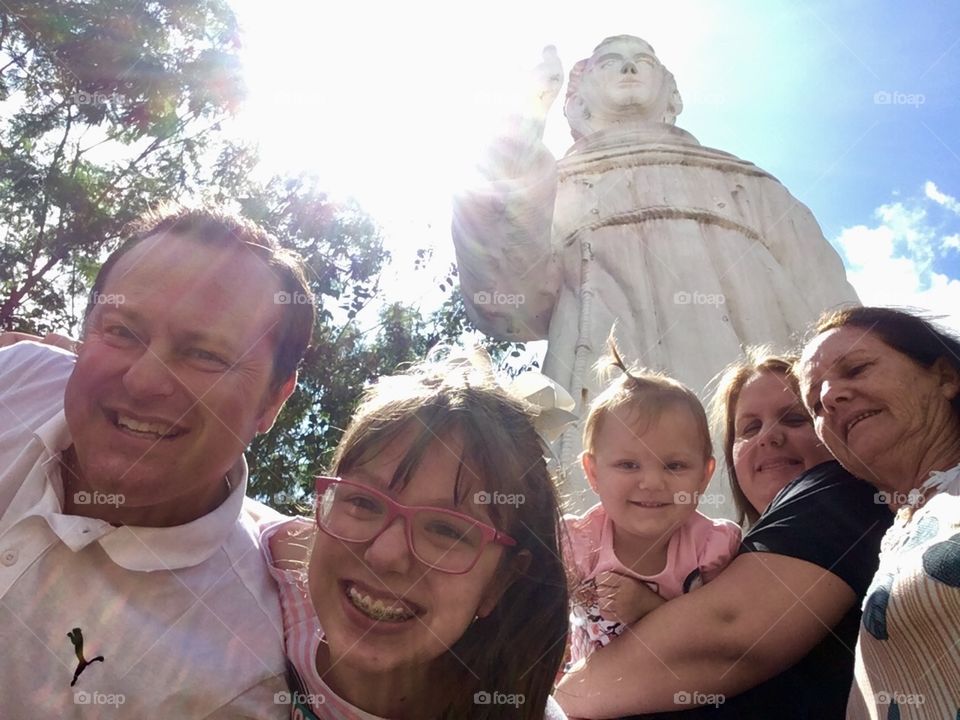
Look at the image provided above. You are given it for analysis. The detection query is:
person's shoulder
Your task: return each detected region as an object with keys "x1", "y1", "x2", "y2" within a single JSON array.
[
  {"x1": 686, "y1": 511, "x2": 742, "y2": 574},
  {"x1": 544, "y1": 695, "x2": 569, "y2": 720},
  {"x1": 562, "y1": 502, "x2": 605, "y2": 529},
  {"x1": 0, "y1": 341, "x2": 74, "y2": 441},
  {"x1": 242, "y1": 496, "x2": 288, "y2": 528},
  {"x1": 0, "y1": 340, "x2": 75, "y2": 379},
  {"x1": 562, "y1": 502, "x2": 606, "y2": 547},
  {"x1": 686, "y1": 510, "x2": 740, "y2": 534},
  {"x1": 260, "y1": 516, "x2": 314, "y2": 571},
  {"x1": 771, "y1": 460, "x2": 880, "y2": 509}
]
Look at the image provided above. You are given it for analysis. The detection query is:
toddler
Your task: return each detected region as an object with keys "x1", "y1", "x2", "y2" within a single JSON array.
[{"x1": 564, "y1": 345, "x2": 741, "y2": 667}]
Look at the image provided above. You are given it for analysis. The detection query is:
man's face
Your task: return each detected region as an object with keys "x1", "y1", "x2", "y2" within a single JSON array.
[
  {"x1": 581, "y1": 37, "x2": 666, "y2": 116},
  {"x1": 63, "y1": 232, "x2": 292, "y2": 525}
]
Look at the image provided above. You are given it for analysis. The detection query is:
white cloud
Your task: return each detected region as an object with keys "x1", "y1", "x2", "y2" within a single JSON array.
[
  {"x1": 943, "y1": 234, "x2": 960, "y2": 252},
  {"x1": 835, "y1": 191, "x2": 960, "y2": 334},
  {"x1": 924, "y1": 181, "x2": 960, "y2": 215}
]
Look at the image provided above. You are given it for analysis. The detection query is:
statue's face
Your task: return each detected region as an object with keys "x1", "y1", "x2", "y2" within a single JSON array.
[{"x1": 581, "y1": 37, "x2": 666, "y2": 118}]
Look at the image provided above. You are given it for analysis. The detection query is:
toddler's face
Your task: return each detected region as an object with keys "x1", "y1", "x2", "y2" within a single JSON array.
[{"x1": 584, "y1": 404, "x2": 714, "y2": 546}]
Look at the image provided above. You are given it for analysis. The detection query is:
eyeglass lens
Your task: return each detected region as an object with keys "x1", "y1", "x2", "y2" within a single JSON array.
[{"x1": 318, "y1": 483, "x2": 486, "y2": 572}]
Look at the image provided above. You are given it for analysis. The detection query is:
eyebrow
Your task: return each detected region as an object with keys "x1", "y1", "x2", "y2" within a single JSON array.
[
  {"x1": 178, "y1": 329, "x2": 243, "y2": 357},
  {"x1": 594, "y1": 52, "x2": 625, "y2": 64},
  {"x1": 347, "y1": 468, "x2": 466, "y2": 511},
  {"x1": 736, "y1": 401, "x2": 806, "y2": 422}
]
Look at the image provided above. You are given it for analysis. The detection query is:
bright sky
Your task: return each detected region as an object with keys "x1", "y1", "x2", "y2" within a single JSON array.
[{"x1": 227, "y1": 0, "x2": 960, "y2": 334}]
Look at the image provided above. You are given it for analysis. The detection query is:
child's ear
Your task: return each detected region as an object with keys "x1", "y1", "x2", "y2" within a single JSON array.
[
  {"x1": 699, "y1": 457, "x2": 716, "y2": 492},
  {"x1": 582, "y1": 452, "x2": 600, "y2": 493},
  {"x1": 477, "y1": 550, "x2": 531, "y2": 618}
]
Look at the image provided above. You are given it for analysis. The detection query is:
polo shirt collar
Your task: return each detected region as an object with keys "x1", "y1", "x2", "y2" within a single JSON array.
[{"x1": 33, "y1": 410, "x2": 249, "y2": 572}]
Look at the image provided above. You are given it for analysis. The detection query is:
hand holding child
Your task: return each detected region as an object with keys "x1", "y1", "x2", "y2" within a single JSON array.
[{"x1": 595, "y1": 571, "x2": 665, "y2": 626}]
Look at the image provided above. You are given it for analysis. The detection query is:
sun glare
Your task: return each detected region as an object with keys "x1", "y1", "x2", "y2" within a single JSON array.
[{"x1": 227, "y1": 0, "x2": 719, "y2": 307}]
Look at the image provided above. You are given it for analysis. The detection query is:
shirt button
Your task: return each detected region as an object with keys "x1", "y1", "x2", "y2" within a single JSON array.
[{"x1": 1, "y1": 548, "x2": 18, "y2": 566}]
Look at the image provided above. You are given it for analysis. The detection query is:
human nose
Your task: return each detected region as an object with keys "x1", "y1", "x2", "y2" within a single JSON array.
[
  {"x1": 819, "y1": 378, "x2": 849, "y2": 414},
  {"x1": 121, "y1": 348, "x2": 177, "y2": 399},
  {"x1": 363, "y1": 516, "x2": 414, "y2": 574},
  {"x1": 621, "y1": 60, "x2": 638, "y2": 74},
  {"x1": 635, "y1": 467, "x2": 666, "y2": 489},
  {"x1": 760, "y1": 425, "x2": 786, "y2": 448}
]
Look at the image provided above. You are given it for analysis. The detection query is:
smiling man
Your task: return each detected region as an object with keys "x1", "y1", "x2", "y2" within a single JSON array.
[{"x1": 0, "y1": 207, "x2": 314, "y2": 718}]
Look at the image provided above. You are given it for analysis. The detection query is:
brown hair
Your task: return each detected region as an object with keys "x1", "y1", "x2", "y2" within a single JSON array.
[
  {"x1": 328, "y1": 350, "x2": 568, "y2": 720},
  {"x1": 83, "y1": 205, "x2": 314, "y2": 391},
  {"x1": 583, "y1": 339, "x2": 712, "y2": 460},
  {"x1": 709, "y1": 347, "x2": 800, "y2": 526},
  {"x1": 810, "y1": 306, "x2": 960, "y2": 419}
]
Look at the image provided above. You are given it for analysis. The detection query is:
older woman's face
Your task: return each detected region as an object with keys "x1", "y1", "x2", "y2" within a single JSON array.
[
  {"x1": 732, "y1": 371, "x2": 832, "y2": 514},
  {"x1": 799, "y1": 326, "x2": 960, "y2": 492}
]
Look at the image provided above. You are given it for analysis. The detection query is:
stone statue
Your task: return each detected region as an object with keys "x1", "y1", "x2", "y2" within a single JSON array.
[{"x1": 452, "y1": 35, "x2": 858, "y2": 514}]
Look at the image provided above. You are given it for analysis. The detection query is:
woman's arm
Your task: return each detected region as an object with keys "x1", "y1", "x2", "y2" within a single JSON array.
[{"x1": 554, "y1": 551, "x2": 855, "y2": 718}]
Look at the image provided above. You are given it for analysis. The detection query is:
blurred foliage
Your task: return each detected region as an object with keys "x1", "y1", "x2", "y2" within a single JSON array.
[
  {"x1": 0, "y1": 1, "x2": 532, "y2": 513},
  {"x1": 0, "y1": 0, "x2": 244, "y2": 330}
]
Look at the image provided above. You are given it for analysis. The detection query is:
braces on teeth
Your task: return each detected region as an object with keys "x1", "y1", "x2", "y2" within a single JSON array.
[{"x1": 348, "y1": 585, "x2": 414, "y2": 621}]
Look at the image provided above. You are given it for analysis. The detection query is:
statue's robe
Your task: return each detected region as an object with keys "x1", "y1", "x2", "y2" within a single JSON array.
[{"x1": 453, "y1": 123, "x2": 858, "y2": 514}]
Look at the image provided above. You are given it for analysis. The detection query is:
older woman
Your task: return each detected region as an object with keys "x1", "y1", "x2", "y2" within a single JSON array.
[
  {"x1": 556, "y1": 348, "x2": 892, "y2": 719},
  {"x1": 798, "y1": 306, "x2": 960, "y2": 719}
]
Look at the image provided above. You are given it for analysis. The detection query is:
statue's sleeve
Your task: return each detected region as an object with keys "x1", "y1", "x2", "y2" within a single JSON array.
[
  {"x1": 451, "y1": 139, "x2": 561, "y2": 342},
  {"x1": 755, "y1": 186, "x2": 860, "y2": 311}
]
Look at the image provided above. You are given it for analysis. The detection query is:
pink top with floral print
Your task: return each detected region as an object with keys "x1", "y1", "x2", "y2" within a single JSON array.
[{"x1": 563, "y1": 503, "x2": 741, "y2": 666}]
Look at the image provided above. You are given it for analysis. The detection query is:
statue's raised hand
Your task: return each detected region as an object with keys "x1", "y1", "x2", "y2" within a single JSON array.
[{"x1": 532, "y1": 45, "x2": 564, "y2": 118}]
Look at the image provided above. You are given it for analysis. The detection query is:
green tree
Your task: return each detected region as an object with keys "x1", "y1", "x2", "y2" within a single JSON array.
[
  {"x1": 0, "y1": 2, "x2": 533, "y2": 513},
  {"x1": 247, "y1": 267, "x2": 538, "y2": 511},
  {"x1": 0, "y1": 0, "x2": 244, "y2": 331}
]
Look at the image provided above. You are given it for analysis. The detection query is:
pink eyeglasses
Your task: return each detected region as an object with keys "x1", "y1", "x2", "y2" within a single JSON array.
[{"x1": 314, "y1": 476, "x2": 517, "y2": 574}]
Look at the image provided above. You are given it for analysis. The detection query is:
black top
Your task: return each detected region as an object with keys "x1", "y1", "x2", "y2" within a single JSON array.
[{"x1": 625, "y1": 461, "x2": 892, "y2": 720}]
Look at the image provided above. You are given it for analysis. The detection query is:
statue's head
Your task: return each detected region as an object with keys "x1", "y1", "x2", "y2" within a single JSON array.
[{"x1": 564, "y1": 35, "x2": 683, "y2": 140}]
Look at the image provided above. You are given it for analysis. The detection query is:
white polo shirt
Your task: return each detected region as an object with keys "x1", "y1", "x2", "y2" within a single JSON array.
[{"x1": 0, "y1": 342, "x2": 288, "y2": 718}]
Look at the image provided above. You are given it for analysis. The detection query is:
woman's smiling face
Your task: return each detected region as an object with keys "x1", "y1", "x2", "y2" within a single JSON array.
[
  {"x1": 731, "y1": 370, "x2": 832, "y2": 514},
  {"x1": 799, "y1": 326, "x2": 960, "y2": 493}
]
